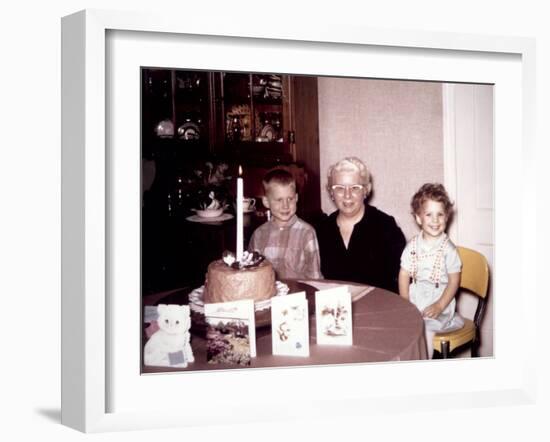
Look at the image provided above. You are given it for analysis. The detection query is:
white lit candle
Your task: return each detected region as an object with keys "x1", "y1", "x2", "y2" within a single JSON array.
[{"x1": 236, "y1": 165, "x2": 244, "y2": 262}]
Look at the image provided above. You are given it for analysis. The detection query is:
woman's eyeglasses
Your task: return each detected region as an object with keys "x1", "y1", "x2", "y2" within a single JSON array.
[{"x1": 331, "y1": 184, "x2": 365, "y2": 196}]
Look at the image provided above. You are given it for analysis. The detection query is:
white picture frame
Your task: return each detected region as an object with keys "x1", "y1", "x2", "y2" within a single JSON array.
[{"x1": 61, "y1": 9, "x2": 537, "y2": 433}]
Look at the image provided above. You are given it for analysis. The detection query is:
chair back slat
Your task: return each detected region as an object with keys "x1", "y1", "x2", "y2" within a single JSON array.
[{"x1": 457, "y1": 246, "x2": 489, "y2": 298}]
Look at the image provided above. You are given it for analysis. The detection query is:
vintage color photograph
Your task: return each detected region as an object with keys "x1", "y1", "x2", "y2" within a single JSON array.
[{"x1": 140, "y1": 68, "x2": 494, "y2": 373}]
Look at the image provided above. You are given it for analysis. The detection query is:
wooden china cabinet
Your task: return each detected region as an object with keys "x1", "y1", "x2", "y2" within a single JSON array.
[{"x1": 141, "y1": 68, "x2": 321, "y2": 292}]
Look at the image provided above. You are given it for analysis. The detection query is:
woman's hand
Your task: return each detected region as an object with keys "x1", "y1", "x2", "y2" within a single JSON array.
[{"x1": 422, "y1": 302, "x2": 443, "y2": 319}]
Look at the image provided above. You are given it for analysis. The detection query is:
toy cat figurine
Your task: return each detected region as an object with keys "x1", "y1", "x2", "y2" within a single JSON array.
[{"x1": 144, "y1": 304, "x2": 194, "y2": 367}]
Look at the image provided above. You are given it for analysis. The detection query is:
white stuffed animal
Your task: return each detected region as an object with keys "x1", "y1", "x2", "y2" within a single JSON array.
[{"x1": 144, "y1": 304, "x2": 194, "y2": 367}]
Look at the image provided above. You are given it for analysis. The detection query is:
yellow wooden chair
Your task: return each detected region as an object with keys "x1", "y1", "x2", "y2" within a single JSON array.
[{"x1": 433, "y1": 246, "x2": 490, "y2": 358}]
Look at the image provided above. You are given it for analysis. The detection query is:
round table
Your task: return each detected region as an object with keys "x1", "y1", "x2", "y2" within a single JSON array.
[{"x1": 142, "y1": 280, "x2": 427, "y2": 373}]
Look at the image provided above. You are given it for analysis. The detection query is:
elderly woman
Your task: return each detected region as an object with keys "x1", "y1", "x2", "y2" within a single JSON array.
[{"x1": 316, "y1": 157, "x2": 406, "y2": 293}]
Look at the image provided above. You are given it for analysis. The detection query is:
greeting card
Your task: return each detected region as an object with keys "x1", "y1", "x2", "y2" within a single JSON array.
[
  {"x1": 204, "y1": 299, "x2": 256, "y2": 366},
  {"x1": 271, "y1": 291, "x2": 309, "y2": 357},
  {"x1": 315, "y1": 286, "x2": 353, "y2": 346}
]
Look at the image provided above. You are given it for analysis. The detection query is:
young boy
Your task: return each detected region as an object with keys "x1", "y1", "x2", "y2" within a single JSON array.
[{"x1": 249, "y1": 168, "x2": 323, "y2": 280}]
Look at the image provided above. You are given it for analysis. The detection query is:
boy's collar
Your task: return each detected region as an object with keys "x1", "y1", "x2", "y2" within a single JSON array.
[{"x1": 270, "y1": 214, "x2": 298, "y2": 230}]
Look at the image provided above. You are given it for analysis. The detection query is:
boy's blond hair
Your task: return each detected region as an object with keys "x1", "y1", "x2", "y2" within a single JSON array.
[{"x1": 262, "y1": 168, "x2": 296, "y2": 194}]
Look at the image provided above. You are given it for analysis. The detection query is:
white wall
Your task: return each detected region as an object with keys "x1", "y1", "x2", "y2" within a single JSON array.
[{"x1": 318, "y1": 78, "x2": 443, "y2": 240}]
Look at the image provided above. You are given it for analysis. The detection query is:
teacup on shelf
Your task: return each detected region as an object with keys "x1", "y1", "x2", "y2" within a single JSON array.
[{"x1": 243, "y1": 197, "x2": 256, "y2": 212}]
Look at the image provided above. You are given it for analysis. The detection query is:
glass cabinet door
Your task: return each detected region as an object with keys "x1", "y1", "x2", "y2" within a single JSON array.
[
  {"x1": 142, "y1": 68, "x2": 293, "y2": 163},
  {"x1": 141, "y1": 68, "x2": 213, "y2": 156},
  {"x1": 221, "y1": 73, "x2": 253, "y2": 143},
  {"x1": 219, "y1": 72, "x2": 291, "y2": 162},
  {"x1": 142, "y1": 68, "x2": 174, "y2": 142},
  {"x1": 173, "y1": 70, "x2": 211, "y2": 144},
  {"x1": 251, "y1": 73, "x2": 284, "y2": 143}
]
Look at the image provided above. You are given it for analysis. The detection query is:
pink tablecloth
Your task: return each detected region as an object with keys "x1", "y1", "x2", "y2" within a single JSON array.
[{"x1": 142, "y1": 280, "x2": 427, "y2": 373}]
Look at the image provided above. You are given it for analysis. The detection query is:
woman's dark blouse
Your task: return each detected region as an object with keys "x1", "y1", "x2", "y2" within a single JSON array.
[{"x1": 316, "y1": 205, "x2": 406, "y2": 293}]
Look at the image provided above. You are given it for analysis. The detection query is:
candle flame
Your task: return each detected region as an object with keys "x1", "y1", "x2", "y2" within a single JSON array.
[{"x1": 238, "y1": 165, "x2": 242, "y2": 176}]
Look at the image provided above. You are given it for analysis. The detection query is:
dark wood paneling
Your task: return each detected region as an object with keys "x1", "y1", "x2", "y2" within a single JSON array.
[{"x1": 292, "y1": 76, "x2": 321, "y2": 220}]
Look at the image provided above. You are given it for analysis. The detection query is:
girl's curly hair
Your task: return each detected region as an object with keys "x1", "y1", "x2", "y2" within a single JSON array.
[{"x1": 411, "y1": 183, "x2": 453, "y2": 216}]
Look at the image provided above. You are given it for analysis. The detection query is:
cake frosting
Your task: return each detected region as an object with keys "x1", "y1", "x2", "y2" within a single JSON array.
[{"x1": 203, "y1": 258, "x2": 276, "y2": 304}]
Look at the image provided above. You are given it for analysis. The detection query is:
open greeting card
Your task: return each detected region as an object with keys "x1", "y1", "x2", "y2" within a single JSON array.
[
  {"x1": 204, "y1": 299, "x2": 256, "y2": 366},
  {"x1": 271, "y1": 291, "x2": 310, "y2": 357},
  {"x1": 315, "y1": 287, "x2": 353, "y2": 346}
]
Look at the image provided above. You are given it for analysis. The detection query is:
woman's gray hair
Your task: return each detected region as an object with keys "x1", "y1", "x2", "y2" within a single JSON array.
[{"x1": 327, "y1": 156, "x2": 372, "y2": 193}]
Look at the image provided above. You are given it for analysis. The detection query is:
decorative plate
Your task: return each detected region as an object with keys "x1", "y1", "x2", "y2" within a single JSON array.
[
  {"x1": 177, "y1": 121, "x2": 200, "y2": 140},
  {"x1": 260, "y1": 124, "x2": 275, "y2": 141},
  {"x1": 155, "y1": 119, "x2": 174, "y2": 138}
]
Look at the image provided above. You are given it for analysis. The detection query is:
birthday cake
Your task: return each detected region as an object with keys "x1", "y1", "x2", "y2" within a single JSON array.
[{"x1": 203, "y1": 252, "x2": 277, "y2": 304}]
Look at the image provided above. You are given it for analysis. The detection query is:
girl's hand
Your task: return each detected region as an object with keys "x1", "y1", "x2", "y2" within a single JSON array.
[{"x1": 422, "y1": 302, "x2": 443, "y2": 319}]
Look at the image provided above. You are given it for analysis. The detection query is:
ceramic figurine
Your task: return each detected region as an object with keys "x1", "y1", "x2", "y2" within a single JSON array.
[{"x1": 144, "y1": 304, "x2": 194, "y2": 368}]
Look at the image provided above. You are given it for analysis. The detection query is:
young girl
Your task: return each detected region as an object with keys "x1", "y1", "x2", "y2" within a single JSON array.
[{"x1": 399, "y1": 183, "x2": 464, "y2": 358}]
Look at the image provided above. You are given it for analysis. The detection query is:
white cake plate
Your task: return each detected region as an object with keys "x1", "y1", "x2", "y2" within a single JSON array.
[{"x1": 188, "y1": 281, "x2": 290, "y2": 314}]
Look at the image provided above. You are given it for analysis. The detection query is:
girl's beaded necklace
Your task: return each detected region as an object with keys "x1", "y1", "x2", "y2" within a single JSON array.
[{"x1": 410, "y1": 234, "x2": 449, "y2": 288}]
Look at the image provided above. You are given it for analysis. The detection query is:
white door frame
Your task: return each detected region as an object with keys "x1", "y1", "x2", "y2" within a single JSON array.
[{"x1": 442, "y1": 83, "x2": 459, "y2": 242}]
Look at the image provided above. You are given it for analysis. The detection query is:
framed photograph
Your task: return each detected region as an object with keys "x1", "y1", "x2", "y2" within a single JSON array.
[{"x1": 62, "y1": 9, "x2": 536, "y2": 433}]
